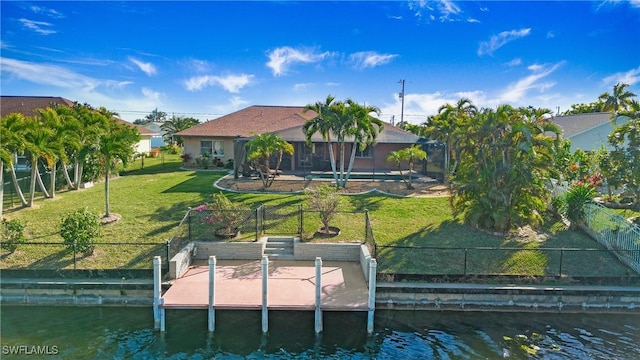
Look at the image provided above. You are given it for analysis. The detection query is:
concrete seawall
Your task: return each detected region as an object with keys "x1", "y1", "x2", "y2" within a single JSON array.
[
  {"x1": 2, "y1": 277, "x2": 640, "y2": 313},
  {"x1": 376, "y1": 282, "x2": 640, "y2": 313}
]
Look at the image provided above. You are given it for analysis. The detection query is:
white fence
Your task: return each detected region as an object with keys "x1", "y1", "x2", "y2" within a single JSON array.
[{"x1": 582, "y1": 202, "x2": 640, "y2": 274}]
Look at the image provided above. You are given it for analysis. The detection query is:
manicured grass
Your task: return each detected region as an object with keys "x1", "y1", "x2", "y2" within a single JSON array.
[{"x1": 1, "y1": 156, "x2": 636, "y2": 280}]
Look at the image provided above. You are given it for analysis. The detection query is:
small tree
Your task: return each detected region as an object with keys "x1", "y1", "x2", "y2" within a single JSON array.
[
  {"x1": 194, "y1": 192, "x2": 246, "y2": 238},
  {"x1": 1, "y1": 218, "x2": 27, "y2": 252},
  {"x1": 387, "y1": 145, "x2": 427, "y2": 190},
  {"x1": 563, "y1": 183, "x2": 596, "y2": 229},
  {"x1": 60, "y1": 208, "x2": 101, "y2": 255},
  {"x1": 305, "y1": 184, "x2": 342, "y2": 235}
]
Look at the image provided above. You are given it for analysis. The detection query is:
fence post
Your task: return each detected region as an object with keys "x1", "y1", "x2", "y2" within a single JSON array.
[
  {"x1": 255, "y1": 206, "x2": 259, "y2": 241},
  {"x1": 187, "y1": 207, "x2": 192, "y2": 242},
  {"x1": 299, "y1": 204, "x2": 303, "y2": 238},
  {"x1": 73, "y1": 240, "x2": 77, "y2": 271},
  {"x1": 463, "y1": 248, "x2": 468, "y2": 276},
  {"x1": 558, "y1": 248, "x2": 564, "y2": 277},
  {"x1": 165, "y1": 240, "x2": 170, "y2": 272}
]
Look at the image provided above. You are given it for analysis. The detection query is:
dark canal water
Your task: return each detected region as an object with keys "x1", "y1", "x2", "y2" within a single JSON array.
[{"x1": 1, "y1": 306, "x2": 638, "y2": 359}]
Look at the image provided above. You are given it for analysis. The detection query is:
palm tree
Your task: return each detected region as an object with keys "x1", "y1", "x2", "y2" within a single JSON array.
[
  {"x1": 451, "y1": 105, "x2": 561, "y2": 232},
  {"x1": 96, "y1": 109, "x2": 140, "y2": 218},
  {"x1": 599, "y1": 83, "x2": 637, "y2": 114},
  {"x1": 303, "y1": 95, "x2": 340, "y2": 183},
  {"x1": 303, "y1": 96, "x2": 383, "y2": 188},
  {"x1": 160, "y1": 115, "x2": 199, "y2": 146},
  {"x1": 0, "y1": 113, "x2": 29, "y2": 211},
  {"x1": 36, "y1": 107, "x2": 80, "y2": 197},
  {"x1": 245, "y1": 133, "x2": 294, "y2": 188},
  {"x1": 387, "y1": 145, "x2": 427, "y2": 190},
  {"x1": 342, "y1": 99, "x2": 384, "y2": 187},
  {"x1": 65, "y1": 102, "x2": 108, "y2": 189},
  {"x1": 21, "y1": 116, "x2": 60, "y2": 206}
]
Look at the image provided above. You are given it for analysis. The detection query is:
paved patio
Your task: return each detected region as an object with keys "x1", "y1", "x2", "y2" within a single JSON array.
[{"x1": 162, "y1": 259, "x2": 370, "y2": 311}]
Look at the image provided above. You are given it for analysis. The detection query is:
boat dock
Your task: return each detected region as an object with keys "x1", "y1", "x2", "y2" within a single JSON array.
[{"x1": 153, "y1": 255, "x2": 377, "y2": 334}]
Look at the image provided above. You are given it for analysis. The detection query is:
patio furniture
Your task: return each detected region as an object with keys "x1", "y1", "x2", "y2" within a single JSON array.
[
  {"x1": 241, "y1": 163, "x2": 258, "y2": 178},
  {"x1": 258, "y1": 164, "x2": 281, "y2": 179}
]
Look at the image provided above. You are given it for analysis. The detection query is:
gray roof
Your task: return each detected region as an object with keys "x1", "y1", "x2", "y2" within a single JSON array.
[{"x1": 551, "y1": 112, "x2": 613, "y2": 138}]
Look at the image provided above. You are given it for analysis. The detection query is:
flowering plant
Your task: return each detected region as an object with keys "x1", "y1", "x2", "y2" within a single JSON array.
[{"x1": 194, "y1": 192, "x2": 246, "y2": 237}]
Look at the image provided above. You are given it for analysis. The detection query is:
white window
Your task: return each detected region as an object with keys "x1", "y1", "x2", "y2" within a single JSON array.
[{"x1": 200, "y1": 140, "x2": 224, "y2": 156}]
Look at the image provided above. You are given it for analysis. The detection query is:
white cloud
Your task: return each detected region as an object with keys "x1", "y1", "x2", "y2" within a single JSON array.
[
  {"x1": 210, "y1": 96, "x2": 250, "y2": 115},
  {"x1": 104, "y1": 80, "x2": 133, "y2": 89},
  {"x1": 266, "y1": 46, "x2": 333, "y2": 76},
  {"x1": 506, "y1": 58, "x2": 522, "y2": 67},
  {"x1": 349, "y1": 51, "x2": 398, "y2": 69},
  {"x1": 29, "y1": 5, "x2": 64, "y2": 18},
  {"x1": 184, "y1": 73, "x2": 254, "y2": 93},
  {"x1": 0, "y1": 57, "x2": 99, "y2": 90},
  {"x1": 603, "y1": 66, "x2": 640, "y2": 86},
  {"x1": 129, "y1": 57, "x2": 157, "y2": 76},
  {"x1": 141, "y1": 88, "x2": 162, "y2": 103},
  {"x1": 19, "y1": 18, "x2": 56, "y2": 35},
  {"x1": 408, "y1": 0, "x2": 464, "y2": 22},
  {"x1": 477, "y1": 28, "x2": 531, "y2": 56},
  {"x1": 498, "y1": 62, "x2": 564, "y2": 104}
]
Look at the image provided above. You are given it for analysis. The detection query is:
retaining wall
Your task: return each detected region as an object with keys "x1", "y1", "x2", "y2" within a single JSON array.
[{"x1": 376, "y1": 282, "x2": 640, "y2": 313}]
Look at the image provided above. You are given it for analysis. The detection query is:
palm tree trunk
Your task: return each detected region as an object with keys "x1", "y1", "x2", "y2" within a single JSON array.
[
  {"x1": 35, "y1": 166, "x2": 51, "y2": 199},
  {"x1": 49, "y1": 162, "x2": 57, "y2": 198},
  {"x1": 9, "y1": 165, "x2": 28, "y2": 206},
  {"x1": 73, "y1": 158, "x2": 83, "y2": 190},
  {"x1": 61, "y1": 159, "x2": 74, "y2": 189},
  {"x1": 327, "y1": 142, "x2": 339, "y2": 185},
  {"x1": 339, "y1": 141, "x2": 346, "y2": 187},
  {"x1": 104, "y1": 158, "x2": 110, "y2": 217},
  {"x1": 344, "y1": 142, "x2": 358, "y2": 188},
  {"x1": 28, "y1": 157, "x2": 38, "y2": 207}
]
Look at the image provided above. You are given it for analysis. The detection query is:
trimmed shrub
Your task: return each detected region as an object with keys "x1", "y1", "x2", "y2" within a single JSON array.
[
  {"x1": 0, "y1": 218, "x2": 27, "y2": 252},
  {"x1": 60, "y1": 208, "x2": 101, "y2": 255}
]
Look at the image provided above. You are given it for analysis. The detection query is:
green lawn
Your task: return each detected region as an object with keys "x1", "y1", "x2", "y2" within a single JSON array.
[{"x1": 1, "y1": 154, "x2": 636, "y2": 281}]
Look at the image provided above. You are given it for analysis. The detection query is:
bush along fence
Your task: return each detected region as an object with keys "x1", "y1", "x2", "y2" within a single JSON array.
[
  {"x1": 582, "y1": 201, "x2": 640, "y2": 274},
  {"x1": 166, "y1": 205, "x2": 376, "y2": 260},
  {"x1": 0, "y1": 241, "x2": 162, "y2": 278}
]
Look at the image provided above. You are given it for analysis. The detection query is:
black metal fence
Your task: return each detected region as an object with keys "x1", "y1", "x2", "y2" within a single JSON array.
[{"x1": 375, "y1": 245, "x2": 640, "y2": 281}]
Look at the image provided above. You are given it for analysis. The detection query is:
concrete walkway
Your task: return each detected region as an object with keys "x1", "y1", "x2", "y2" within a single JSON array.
[{"x1": 161, "y1": 259, "x2": 369, "y2": 311}]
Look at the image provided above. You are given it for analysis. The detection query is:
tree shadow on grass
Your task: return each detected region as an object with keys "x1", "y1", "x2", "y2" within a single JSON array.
[{"x1": 121, "y1": 243, "x2": 165, "y2": 269}]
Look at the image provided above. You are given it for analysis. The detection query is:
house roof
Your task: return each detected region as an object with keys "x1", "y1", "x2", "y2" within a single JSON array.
[
  {"x1": 1, "y1": 95, "x2": 157, "y2": 136},
  {"x1": 176, "y1": 104, "x2": 420, "y2": 144},
  {"x1": 551, "y1": 112, "x2": 613, "y2": 138},
  {"x1": 274, "y1": 122, "x2": 420, "y2": 144},
  {"x1": 176, "y1": 105, "x2": 318, "y2": 138},
  {"x1": 1, "y1": 96, "x2": 75, "y2": 118}
]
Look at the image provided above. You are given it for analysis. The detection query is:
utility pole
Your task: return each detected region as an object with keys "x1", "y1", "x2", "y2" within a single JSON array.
[{"x1": 398, "y1": 79, "x2": 405, "y2": 128}]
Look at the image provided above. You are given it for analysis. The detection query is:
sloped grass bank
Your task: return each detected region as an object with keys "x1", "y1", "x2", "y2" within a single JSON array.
[{"x1": 1, "y1": 160, "x2": 636, "y2": 281}]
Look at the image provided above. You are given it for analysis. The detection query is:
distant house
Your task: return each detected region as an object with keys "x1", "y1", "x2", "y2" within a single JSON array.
[
  {"x1": 175, "y1": 105, "x2": 421, "y2": 172},
  {"x1": 0, "y1": 95, "x2": 158, "y2": 155},
  {"x1": 551, "y1": 112, "x2": 629, "y2": 152}
]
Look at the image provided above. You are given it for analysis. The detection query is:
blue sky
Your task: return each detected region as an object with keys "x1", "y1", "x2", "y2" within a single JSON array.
[{"x1": 1, "y1": 1, "x2": 639, "y2": 124}]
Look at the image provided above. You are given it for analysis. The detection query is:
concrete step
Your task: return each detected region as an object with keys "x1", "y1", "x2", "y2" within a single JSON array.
[{"x1": 263, "y1": 237, "x2": 295, "y2": 256}]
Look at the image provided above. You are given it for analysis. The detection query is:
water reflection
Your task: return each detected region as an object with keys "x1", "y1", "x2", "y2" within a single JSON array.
[{"x1": 1, "y1": 306, "x2": 638, "y2": 359}]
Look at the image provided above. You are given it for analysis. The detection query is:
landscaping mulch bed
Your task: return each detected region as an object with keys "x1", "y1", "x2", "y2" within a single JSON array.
[{"x1": 216, "y1": 174, "x2": 450, "y2": 197}]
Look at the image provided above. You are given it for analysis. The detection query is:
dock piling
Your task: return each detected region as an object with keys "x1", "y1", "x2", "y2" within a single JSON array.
[
  {"x1": 367, "y1": 258, "x2": 377, "y2": 334},
  {"x1": 153, "y1": 256, "x2": 162, "y2": 330},
  {"x1": 315, "y1": 257, "x2": 323, "y2": 333},
  {"x1": 208, "y1": 256, "x2": 216, "y2": 332},
  {"x1": 261, "y1": 255, "x2": 269, "y2": 333}
]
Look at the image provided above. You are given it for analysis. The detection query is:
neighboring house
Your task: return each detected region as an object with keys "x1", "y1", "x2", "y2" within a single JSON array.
[
  {"x1": 0, "y1": 95, "x2": 158, "y2": 155},
  {"x1": 176, "y1": 105, "x2": 421, "y2": 172},
  {"x1": 140, "y1": 122, "x2": 166, "y2": 149},
  {"x1": 551, "y1": 112, "x2": 629, "y2": 152}
]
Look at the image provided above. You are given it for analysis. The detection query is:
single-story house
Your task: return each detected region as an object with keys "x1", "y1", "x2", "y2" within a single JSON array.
[
  {"x1": 551, "y1": 112, "x2": 630, "y2": 152},
  {"x1": 0, "y1": 96, "x2": 158, "y2": 155},
  {"x1": 175, "y1": 105, "x2": 421, "y2": 173}
]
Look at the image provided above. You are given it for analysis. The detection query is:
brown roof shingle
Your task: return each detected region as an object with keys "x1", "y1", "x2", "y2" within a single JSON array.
[
  {"x1": 176, "y1": 105, "x2": 318, "y2": 137},
  {"x1": 1, "y1": 96, "x2": 75, "y2": 118}
]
